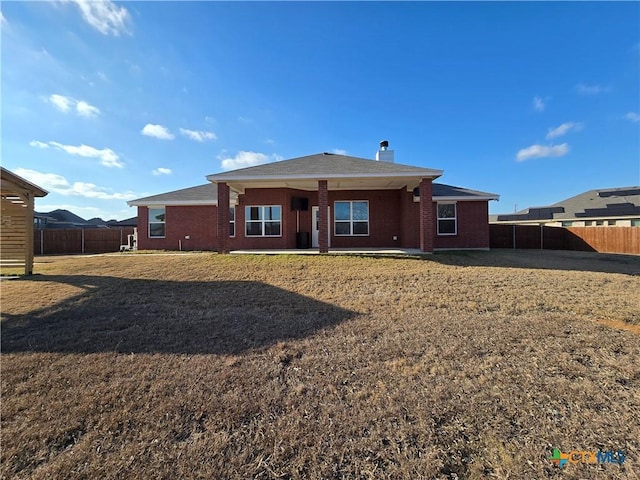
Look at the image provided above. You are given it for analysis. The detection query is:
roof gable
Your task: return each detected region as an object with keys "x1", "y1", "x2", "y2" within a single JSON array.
[{"x1": 207, "y1": 153, "x2": 443, "y2": 181}]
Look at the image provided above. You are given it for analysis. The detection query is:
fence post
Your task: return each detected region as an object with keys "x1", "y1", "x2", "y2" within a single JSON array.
[
  {"x1": 512, "y1": 224, "x2": 516, "y2": 249},
  {"x1": 40, "y1": 229, "x2": 44, "y2": 255},
  {"x1": 81, "y1": 228, "x2": 85, "y2": 254},
  {"x1": 540, "y1": 224, "x2": 543, "y2": 250}
]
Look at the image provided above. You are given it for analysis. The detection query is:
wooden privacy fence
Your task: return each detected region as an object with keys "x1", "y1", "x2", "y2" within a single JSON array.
[
  {"x1": 34, "y1": 228, "x2": 135, "y2": 255},
  {"x1": 490, "y1": 224, "x2": 640, "y2": 255}
]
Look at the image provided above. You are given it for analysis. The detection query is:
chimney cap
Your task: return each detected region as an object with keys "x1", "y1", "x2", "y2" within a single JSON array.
[{"x1": 379, "y1": 140, "x2": 389, "y2": 149}]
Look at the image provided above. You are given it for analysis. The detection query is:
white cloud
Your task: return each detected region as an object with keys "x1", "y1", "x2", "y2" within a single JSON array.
[
  {"x1": 1, "y1": 12, "x2": 6, "y2": 25},
  {"x1": 533, "y1": 96, "x2": 545, "y2": 112},
  {"x1": 97, "y1": 71, "x2": 109, "y2": 82},
  {"x1": 179, "y1": 128, "x2": 217, "y2": 142},
  {"x1": 624, "y1": 112, "x2": 640, "y2": 123},
  {"x1": 68, "y1": 0, "x2": 131, "y2": 36},
  {"x1": 516, "y1": 143, "x2": 569, "y2": 162},
  {"x1": 48, "y1": 94, "x2": 100, "y2": 117},
  {"x1": 576, "y1": 83, "x2": 611, "y2": 95},
  {"x1": 152, "y1": 168, "x2": 172, "y2": 176},
  {"x1": 546, "y1": 122, "x2": 583, "y2": 139},
  {"x1": 49, "y1": 94, "x2": 73, "y2": 112},
  {"x1": 14, "y1": 168, "x2": 136, "y2": 200},
  {"x1": 218, "y1": 151, "x2": 283, "y2": 171},
  {"x1": 332, "y1": 149, "x2": 348, "y2": 155},
  {"x1": 141, "y1": 124, "x2": 175, "y2": 140},
  {"x1": 30, "y1": 140, "x2": 123, "y2": 168},
  {"x1": 76, "y1": 100, "x2": 100, "y2": 117}
]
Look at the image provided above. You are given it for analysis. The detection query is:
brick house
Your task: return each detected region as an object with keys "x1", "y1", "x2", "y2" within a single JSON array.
[{"x1": 128, "y1": 142, "x2": 499, "y2": 253}]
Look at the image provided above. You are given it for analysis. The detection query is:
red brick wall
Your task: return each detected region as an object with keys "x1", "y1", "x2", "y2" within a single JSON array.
[
  {"x1": 135, "y1": 191, "x2": 492, "y2": 251},
  {"x1": 400, "y1": 190, "x2": 420, "y2": 248},
  {"x1": 136, "y1": 205, "x2": 218, "y2": 251},
  {"x1": 328, "y1": 190, "x2": 403, "y2": 248},
  {"x1": 433, "y1": 201, "x2": 490, "y2": 249}
]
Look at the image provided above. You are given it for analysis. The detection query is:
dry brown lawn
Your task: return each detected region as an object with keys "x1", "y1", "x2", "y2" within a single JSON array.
[{"x1": 1, "y1": 250, "x2": 639, "y2": 479}]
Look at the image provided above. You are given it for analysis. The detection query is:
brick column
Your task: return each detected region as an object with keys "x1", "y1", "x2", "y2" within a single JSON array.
[
  {"x1": 419, "y1": 178, "x2": 434, "y2": 253},
  {"x1": 217, "y1": 182, "x2": 230, "y2": 254},
  {"x1": 318, "y1": 180, "x2": 329, "y2": 253}
]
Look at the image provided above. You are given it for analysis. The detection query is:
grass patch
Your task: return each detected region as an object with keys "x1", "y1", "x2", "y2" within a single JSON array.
[{"x1": 2, "y1": 250, "x2": 639, "y2": 478}]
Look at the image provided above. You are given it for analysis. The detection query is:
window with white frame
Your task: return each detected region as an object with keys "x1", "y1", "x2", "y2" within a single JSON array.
[
  {"x1": 149, "y1": 207, "x2": 166, "y2": 237},
  {"x1": 229, "y1": 207, "x2": 236, "y2": 237},
  {"x1": 334, "y1": 201, "x2": 369, "y2": 236},
  {"x1": 437, "y1": 202, "x2": 457, "y2": 235},
  {"x1": 245, "y1": 206, "x2": 281, "y2": 236}
]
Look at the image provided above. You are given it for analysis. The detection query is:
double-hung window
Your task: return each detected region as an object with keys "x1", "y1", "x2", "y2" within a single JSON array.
[
  {"x1": 245, "y1": 206, "x2": 281, "y2": 237},
  {"x1": 148, "y1": 207, "x2": 166, "y2": 238},
  {"x1": 334, "y1": 201, "x2": 369, "y2": 236},
  {"x1": 229, "y1": 207, "x2": 236, "y2": 237},
  {"x1": 437, "y1": 203, "x2": 457, "y2": 235}
]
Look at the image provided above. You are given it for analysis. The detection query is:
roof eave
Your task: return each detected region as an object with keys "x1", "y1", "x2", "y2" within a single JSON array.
[
  {"x1": 127, "y1": 200, "x2": 219, "y2": 207},
  {"x1": 433, "y1": 195, "x2": 500, "y2": 201},
  {"x1": 206, "y1": 170, "x2": 444, "y2": 183}
]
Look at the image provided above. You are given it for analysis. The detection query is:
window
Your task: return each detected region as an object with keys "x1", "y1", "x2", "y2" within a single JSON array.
[
  {"x1": 596, "y1": 220, "x2": 605, "y2": 226},
  {"x1": 632, "y1": 219, "x2": 640, "y2": 227},
  {"x1": 561, "y1": 221, "x2": 573, "y2": 227},
  {"x1": 229, "y1": 207, "x2": 235, "y2": 237},
  {"x1": 149, "y1": 207, "x2": 166, "y2": 237},
  {"x1": 245, "y1": 206, "x2": 281, "y2": 237},
  {"x1": 334, "y1": 201, "x2": 369, "y2": 236},
  {"x1": 437, "y1": 202, "x2": 457, "y2": 235},
  {"x1": 608, "y1": 220, "x2": 617, "y2": 226}
]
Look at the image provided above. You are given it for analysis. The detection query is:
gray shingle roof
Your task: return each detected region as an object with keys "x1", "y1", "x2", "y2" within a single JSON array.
[
  {"x1": 493, "y1": 186, "x2": 640, "y2": 222},
  {"x1": 128, "y1": 183, "x2": 225, "y2": 206},
  {"x1": 431, "y1": 183, "x2": 499, "y2": 200},
  {"x1": 207, "y1": 153, "x2": 443, "y2": 180}
]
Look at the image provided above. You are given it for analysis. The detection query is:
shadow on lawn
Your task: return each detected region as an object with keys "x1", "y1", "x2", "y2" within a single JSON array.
[{"x1": 1, "y1": 275, "x2": 357, "y2": 355}]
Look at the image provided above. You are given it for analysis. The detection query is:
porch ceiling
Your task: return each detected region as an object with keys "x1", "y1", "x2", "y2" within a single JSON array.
[{"x1": 225, "y1": 176, "x2": 423, "y2": 194}]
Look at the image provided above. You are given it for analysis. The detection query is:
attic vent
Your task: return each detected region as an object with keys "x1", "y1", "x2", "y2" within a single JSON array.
[{"x1": 323, "y1": 152, "x2": 335, "y2": 156}]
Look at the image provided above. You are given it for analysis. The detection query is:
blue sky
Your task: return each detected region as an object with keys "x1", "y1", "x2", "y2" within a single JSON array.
[{"x1": 2, "y1": 1, "x2": 639, "y2": 220}]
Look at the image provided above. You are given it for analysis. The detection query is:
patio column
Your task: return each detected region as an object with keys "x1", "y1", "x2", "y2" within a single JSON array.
[
  {"x1": 419, "y1": 177, "x2": 434, "y2": 253},
  {"x1": 318, "y1": 180, "x2": 329, "y2": 253},
  {"x1": 217, "y1": 182, "x2": 230, "y2": 254}
]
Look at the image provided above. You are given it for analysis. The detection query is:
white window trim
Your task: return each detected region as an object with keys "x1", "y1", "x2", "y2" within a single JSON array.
[
  {"x1": 229, "y1": 206, "x2": 236, "y2": 238},
  {"x1": 437, "y1": 202, "x2": 457, "y2": 236},
  {"x1": 148, "y1": 206, "x2": 166, "y2": 239},
  {"x1": 334, "y1": 200, "x2": 369, "y2": 237},
  {"x1": 245, "y1": 205, "x2": 282, "y2": 237}
]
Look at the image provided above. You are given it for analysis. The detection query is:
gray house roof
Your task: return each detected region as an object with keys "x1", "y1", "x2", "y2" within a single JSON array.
[
  {"x1": 206, "y1": 152, "x2": 444, "y2": 193},
  {"x1": 129, "y1": 181, "x2": 497, "y2": 206},
  {"x1": 491, "y1": 186, "x2": 640, "y2": 223},
  {"x1": 430, "y1": 183, "x2": 499, "y2": 201},
  {"x1": 128, "y1": 183, "x2": 238, "y2": 206},
  {"x1": 207, "y1": 153, "x2": 444, "y2": 181}
]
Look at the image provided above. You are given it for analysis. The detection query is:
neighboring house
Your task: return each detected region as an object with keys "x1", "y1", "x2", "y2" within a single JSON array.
[
  {"x1": 128, "y1": 142, "x2": 499, "y2": 253},
  {"x1": 34, "y1": 209, "x2": 90, "y2": 229},
  {"x1": 34, "y1": 209, "x2": 138, "y2": 229},
  {"x1": 490, "y1": 186, "x2": 640, "y2": 227}
]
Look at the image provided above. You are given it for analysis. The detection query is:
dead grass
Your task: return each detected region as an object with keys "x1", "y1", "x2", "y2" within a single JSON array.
[{"x1": 1, "y1": 250, "x2": 639, "y2": 479}]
